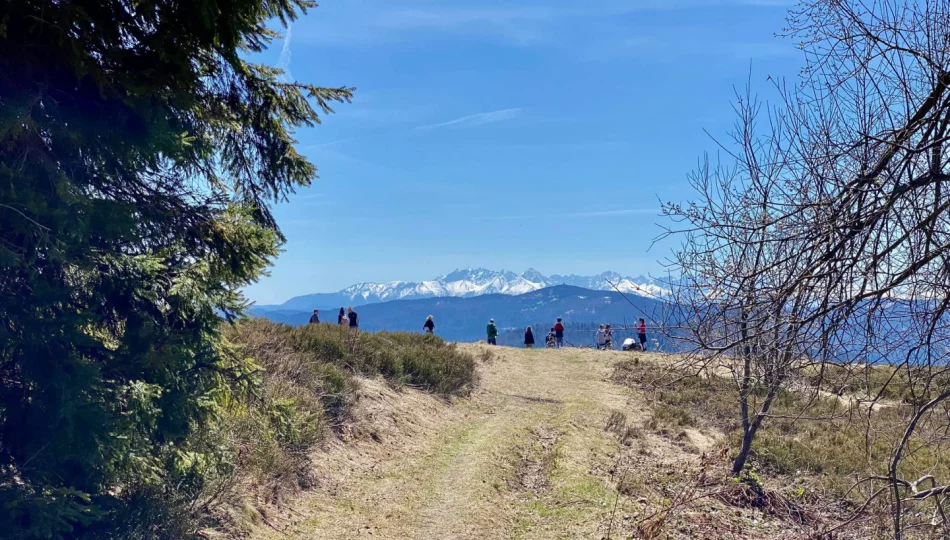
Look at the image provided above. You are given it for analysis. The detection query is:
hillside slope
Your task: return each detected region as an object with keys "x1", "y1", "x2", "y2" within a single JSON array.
[{"x1": 251, "y1": 347, "x2": 835, "y2": 540}]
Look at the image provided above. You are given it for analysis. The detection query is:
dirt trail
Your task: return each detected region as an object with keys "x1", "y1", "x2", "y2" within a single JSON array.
[{"x1": 254, "y1": 347, "x2": 718, "y2": 540}]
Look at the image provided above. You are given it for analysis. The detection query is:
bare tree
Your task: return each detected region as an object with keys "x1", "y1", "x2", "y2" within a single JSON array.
[
  {"x1": 668, "y1": 1, "x2": 950, "y2": 536},
  {"x1": 664, "y1": 81, "x2": 822, "y2": 477}
]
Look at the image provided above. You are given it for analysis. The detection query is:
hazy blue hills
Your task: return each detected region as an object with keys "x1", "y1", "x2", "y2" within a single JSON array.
[
  {"x1": 251, "y1": 283, "x2": 950, "y2": 359},
  {"x1": 249, "y1": 285, "x2": 675, "y2": 345}
]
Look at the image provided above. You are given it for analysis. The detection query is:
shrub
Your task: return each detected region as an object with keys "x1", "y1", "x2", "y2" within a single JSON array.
[
  {"x1": 648, "y1": 403, "x2": 695, "y2": 433},
  {"x1": 246, "y1": 321, "x2": 480, "y2": 396},
  {"x1": 745, "y1": 400, "x2": 950, "y2": 499},
  {"x1": 801, "y1": 362, "x2": 950, "y2": 405},
  {"x1": 612, "y1": 359, "x2": 737, "y2": 430}
]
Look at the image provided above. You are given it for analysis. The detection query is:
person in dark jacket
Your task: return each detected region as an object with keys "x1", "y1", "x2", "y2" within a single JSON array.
[
  {"x1": 524, "y1": 326, "x2": 535, "y2": 348},
  {"x1": 309, "y1": 309, "x2": 320, "y2": 324},
  {"x1": 423, "y1": 315, "x2": 435, "y2": 334},
  {"x1": 486, "y1": 319, "x2": 498, "y2": 345},
  {"x1": 637, "y1": 318, "x2": 647, "y2": 351},
  {"x1": 554, "y1": 317, "x2": 565, "y2": 349},
  {"x1": 337, "y1": 307, "x2": 346, "y2": 325},
  {"x1": 347, "y1": 306, "x2": 359, "y2": 329}
]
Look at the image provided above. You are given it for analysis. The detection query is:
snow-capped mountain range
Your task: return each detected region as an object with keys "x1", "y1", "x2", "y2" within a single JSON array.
[{"x1": 260, "y1": 268, "x2": 670, "y2": 312}]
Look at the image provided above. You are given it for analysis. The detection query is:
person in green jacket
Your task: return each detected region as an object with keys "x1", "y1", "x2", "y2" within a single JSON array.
[{"x1": 486, "y1": 319, "x2": 498, "y2": 345}]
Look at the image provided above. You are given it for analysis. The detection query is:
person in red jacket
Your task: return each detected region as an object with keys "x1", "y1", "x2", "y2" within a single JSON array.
[
  {"x1": 554, "y1": 317, "x2": 565, "y2": 349},
  {"x1": 637, "y1": 318, "x2": 648, "y2": 351}
]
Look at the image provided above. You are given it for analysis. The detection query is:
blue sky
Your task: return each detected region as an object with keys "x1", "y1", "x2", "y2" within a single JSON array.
[{"x1": 244, "y1": 0, "x2": 803, "y2": 304}]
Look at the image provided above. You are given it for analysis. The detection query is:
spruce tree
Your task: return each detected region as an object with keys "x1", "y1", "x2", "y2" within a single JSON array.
[{"x1": 0, "y1": 1, "x2": 351, "y2": 536}]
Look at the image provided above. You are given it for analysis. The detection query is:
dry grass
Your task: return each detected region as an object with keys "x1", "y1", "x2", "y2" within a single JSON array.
[
  {"x1": 800, "y1": 361, "x2": 950, "y2": 406},
  {"x1": 612, "y1": 355, "x2": 950, "y2": 537},
  {"x1": 195, "y1": 319, "x2": 479, "y2": 536},
  {"x1": 252, "y1": 347, "x2": 910, "y2": 539},
  {"x1": 611, "y1": 357, "x2": 737, "y2": 433},
  {"x1": 249, "y1": 346, "x2": 653, "y2": 539},
  {"x1": 604, "y1": 410, "x2": 640, "y2": 446}
]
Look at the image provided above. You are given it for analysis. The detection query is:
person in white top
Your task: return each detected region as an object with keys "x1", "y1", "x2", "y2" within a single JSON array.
[{"x1": 595, "y1": 324, "x2": 607, "y2": 350}]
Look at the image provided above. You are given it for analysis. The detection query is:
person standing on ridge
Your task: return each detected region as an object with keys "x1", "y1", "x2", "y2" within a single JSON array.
[
  {"x1": 604, "y1": 324, "x2": 613, "y2": 350},
  {"x1": 524, "y1": 326, "x2": 535, "y2": 348},
  {"x1": 486, "y1": 319, "x2": 498, "y2": 345},
  {"x1": 595, "y1": 324, "x2": 607, "y2": 350},
  {"x1": 338, "y1": 307, "x2": 346, "y2": 326},
  {"x1": 637, "y1": 318, "x2": 648, "y2": 351},
  {"x1": 347, "y1": 306, "x2": 359, "y2": 330},
  {"x1": 554, "y1": 317, "x2": 565, "y2": 349},
  {"x1": 309, "y1": 309, "x2": 320, "y2": 324},
  {"x1": 424, "y1": 315, "x2": 435, "y2": 334}
]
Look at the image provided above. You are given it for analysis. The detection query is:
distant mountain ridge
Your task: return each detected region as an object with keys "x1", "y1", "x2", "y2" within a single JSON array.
[
  {"x1": 258, "y1": 268, "x2": 670, "y2": 312},
  {"x1": 251, "y1": 284, "x2": 679, "y2": 346}
]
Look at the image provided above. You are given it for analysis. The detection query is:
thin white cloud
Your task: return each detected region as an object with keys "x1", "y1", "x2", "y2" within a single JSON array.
[
  {"x1": 416, "y1": 108, "x2": 523, "y2": 131},
  {"x1": 295, "y1": 0, "x2": 793, "y2": 47},
  {"x1": 723, "y1": 40, "x2": 800, "y2": 59},
  {"x1": 279, "y1": 218, "x2": 329, "y2": 227},
  {"x1": 310, "y1": 137, "x2": 361, "y2": 148},
  {"x1": 564, "y1": 208, "x2": 660, "y2": 218},
  {"x1": 277, "y1": 23, "x2": 293, "y2": 82},
  {"x1": 305, "y1": 107, "x2": 522, "y2": 147},
  {"x1": 374, "y1": 7, "x2": 560, "y2": 30},
  {"x1": 374, "y1": 1, "x2": 791, "y2": 31},
  {"x1": 477, "y1": 214, "x2": 533, "y2": 221},
  {"x1": 479, "y1": 208, "x2": 659, "y2": 221}
]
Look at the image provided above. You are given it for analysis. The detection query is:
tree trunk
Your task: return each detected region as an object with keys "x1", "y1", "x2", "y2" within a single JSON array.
[
  {"x1": 733, "y1": 297, "x2": 753, "y2": 476},
  {"x1": 732, "y1": 384, "x2": 779, "y2": 476},
  {"x1": 732, "y1": 422, "x2": 755, "y2": 476}
]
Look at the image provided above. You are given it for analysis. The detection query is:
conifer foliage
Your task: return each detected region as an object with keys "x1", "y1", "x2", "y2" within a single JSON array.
[{"x1": 0, "y1": 1, "x2": 351, "y2": 536}]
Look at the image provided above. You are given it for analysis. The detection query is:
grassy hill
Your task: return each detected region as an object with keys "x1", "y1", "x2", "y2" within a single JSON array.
[
  {"x1": 161, "y1": 320, "x2": 481, "y2": 537},
  {"x1": 244, "y1": 346, "x2": 950, "y2": 539}
]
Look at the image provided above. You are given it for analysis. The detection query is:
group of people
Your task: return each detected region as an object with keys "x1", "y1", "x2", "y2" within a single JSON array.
[
  {"x1": 594, "y1": 324, "x2": 614, "y2": 350},
  {"x1": 311, "y1": 308, "x2": 433, "y2": 336},
  {"x1": 593, "y1": 318, "x2": 649, "y2": 351},
  {"x1": 521, "y1": 318, "x2": 567, "y2": 349},
  {"x1": 615, "y1": 318, "x2": 649, "y2": 351},
  {"x1": 487, "y1": 316, "x2": 649, "y2": 350},
  {"x1": 306, "y1": 309, "x2": 648, "y2": 351},
  {"x1": 485, "y1": 317, "x2": 567, "y2": 348},
  {"x1": 308, "y1": 307, "x2": 360, "y2": 329}
]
